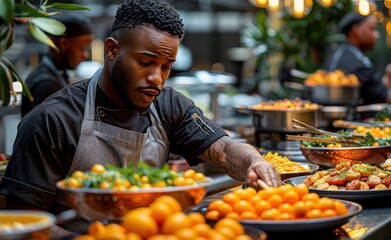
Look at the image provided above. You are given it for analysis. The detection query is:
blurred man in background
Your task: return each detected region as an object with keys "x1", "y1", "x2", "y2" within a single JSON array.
[
  {"x1": 323, "y1": 11, "x2": 391, "y2": 105},
  {"x1": 21, "y1": 14, "x2": 94, "y2": 116}
]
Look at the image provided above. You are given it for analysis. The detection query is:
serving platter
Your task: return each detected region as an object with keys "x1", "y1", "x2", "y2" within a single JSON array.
[
  {"x1": 192, "y1": 200, "x2": 362, "y2": 233},
  {"x1": 283, "y1": 176, "x2": 391, "y2": 201}
]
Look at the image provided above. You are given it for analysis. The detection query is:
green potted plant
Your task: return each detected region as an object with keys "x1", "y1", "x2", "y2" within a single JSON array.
[{"x1": 0, "y1": 0, "x2": 90, "y2": 107}]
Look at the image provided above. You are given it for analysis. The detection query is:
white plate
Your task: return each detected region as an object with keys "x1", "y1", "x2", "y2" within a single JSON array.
[{"x1": 283, "y1": 176, "x2": 391, "y2": 201}]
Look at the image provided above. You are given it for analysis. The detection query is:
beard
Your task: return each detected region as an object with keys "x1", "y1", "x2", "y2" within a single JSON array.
[{"x1": 109, "y1": 56, "x2": 145, "y2": 110}]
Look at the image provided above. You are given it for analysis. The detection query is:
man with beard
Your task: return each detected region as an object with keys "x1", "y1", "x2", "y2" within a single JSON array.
[
  {"x1": 21, "y1": 14, "x2": 94, "y2": 116},
  {"x1": 323, "y1": 11, "x2": 391, "y2": 105},
  {"x1": 0, "y1": 0, "x2": 281, "y2": 235}
]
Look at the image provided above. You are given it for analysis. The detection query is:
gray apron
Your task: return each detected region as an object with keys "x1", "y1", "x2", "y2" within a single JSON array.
[{"x1": 68, "y1": 69, "x2": 170, "y2": 174}]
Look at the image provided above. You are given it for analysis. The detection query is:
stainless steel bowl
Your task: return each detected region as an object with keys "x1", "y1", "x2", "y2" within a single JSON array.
[
  {"x1": 308, "y1": 85, "x2": 360, "y2": 106},
  {"x1": 321, "y1": 106, "x2": 348, "y2": 120},
  {"x1": 279, "y1": 163, "x2": 319, "y2": 181},
  {"x1": 57, "y1": 178, "x2": 212, "y2": 221},
  {"x1": 0, "y1": 210, "x2": 55, "y2": 240},
  {"x1": 301, "y1": 145, "x2": 391, "y2": 168}
]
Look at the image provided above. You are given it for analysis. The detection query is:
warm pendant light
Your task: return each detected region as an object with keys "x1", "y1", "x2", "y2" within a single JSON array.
[
  {"x1": 269, "y1": 0, "x2": 280, "y2": 11},
  {"x1": 284, "y1": 0, "x2": 313, "y2": 18},
  {"x1": 249, "y1": 0, "x2": 269, "y2": 8},
  {"x1": 316, "y1": 0, "x2": 335, "y2": 7},
  {"x1": 356, "y1": 0, "x2": 376, "y2": 15}
]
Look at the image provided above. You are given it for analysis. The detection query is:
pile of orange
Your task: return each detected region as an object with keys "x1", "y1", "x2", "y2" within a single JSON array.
[
  {"x1": 74, "y1": 195, "x2": 253, "y2": 240},
  {"x1": 206, "y1": 184, "x2": 348, "y2": 221}
]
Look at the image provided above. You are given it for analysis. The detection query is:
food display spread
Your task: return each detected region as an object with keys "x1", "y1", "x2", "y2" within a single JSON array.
[
  {"x1": 304, "y1": 70, "x2": 359, "y2": 86},
  {"x1": 240, "y1": 98, "x2": 318, "y2": 111},
  {"x1": 303, "y1": 161, "x2": 391, "y2": 190}
]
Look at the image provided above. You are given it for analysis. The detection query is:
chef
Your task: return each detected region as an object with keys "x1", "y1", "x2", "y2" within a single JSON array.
[
  {"x1": 323, "y1": 11, "x2": 391, "y2": 105},
  {"x1": 0, "y1": 0, "x2": 280, "y2": 233}
]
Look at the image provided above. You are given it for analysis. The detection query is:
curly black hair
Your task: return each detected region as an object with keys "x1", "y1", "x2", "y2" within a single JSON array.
[{"x1": 111, "y1": 0, "x2": 184, "y2": 40}]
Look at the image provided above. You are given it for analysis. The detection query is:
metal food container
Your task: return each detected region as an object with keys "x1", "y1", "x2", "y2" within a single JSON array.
[
  {"x1": 308, "y1": 85, "x2": 360, "y2": 106},
  {"x1": 233, "y1": 107, "x2": 319, "y2": 132},
  {"x1": 57, "y1": 178, "x2": 212, "y2": 221},
  {"x1": 0, "y1": 210, "x2": 55, "y2": 240},
  {"x1": 301, "y1": 145, "x2": 391, "y2": 168}
]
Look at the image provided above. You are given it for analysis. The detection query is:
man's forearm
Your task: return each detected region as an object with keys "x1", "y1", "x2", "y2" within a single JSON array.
[{"x1": 199, "y1": 136, "x2": 261, "y2": 181}]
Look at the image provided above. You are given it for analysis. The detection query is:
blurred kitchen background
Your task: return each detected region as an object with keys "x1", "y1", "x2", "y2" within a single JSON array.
[{"x1": 1, "y1": 0, "x2": 391, "y2": 156}]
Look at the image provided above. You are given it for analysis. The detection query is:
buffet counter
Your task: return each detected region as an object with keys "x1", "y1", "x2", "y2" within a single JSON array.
[{"x1": 201, "y1": 187, "x2": 391, "y2": 240}]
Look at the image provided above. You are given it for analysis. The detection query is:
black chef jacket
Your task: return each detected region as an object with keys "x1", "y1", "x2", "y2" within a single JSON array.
[
  {"x1": 323, "y1": 42, "x2": 387, "y2": 105},
  {"x1": 0, "y1": 78, "x2": 227, "y2": 215},
  {"x1": 21, "y1": 55, "x2": 69, "y2": 117}
]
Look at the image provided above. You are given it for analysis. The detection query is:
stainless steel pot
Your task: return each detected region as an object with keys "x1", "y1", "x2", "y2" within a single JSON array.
[
  {"x1": 233, "y1": 107, "x2": 319, "y2": 132},
  {"x1": 308, "y1": 85, "x2": 360, "y2": 106}
]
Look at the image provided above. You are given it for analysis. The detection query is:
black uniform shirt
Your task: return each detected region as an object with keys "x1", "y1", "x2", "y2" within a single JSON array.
[
  {"x1": 323, "y1": 42, "x2": 387, "y2": 105},
  {"x1": 0, "y1": 78, "x2": 227, "y2": 213},
  {"x1": 21, "y1": 55, "x2": 69, "y2": 117}
]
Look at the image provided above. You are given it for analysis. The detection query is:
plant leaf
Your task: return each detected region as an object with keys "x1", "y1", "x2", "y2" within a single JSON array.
[
  {"x1": 46, "y1": 3, "x2": 91, "y2": 11},
  {"x1": 15, "y1": 3, "x2": 50, "y2": 18},
  {"x1": 0, "y1": 62, "x2": 11, "y2": 106},
  {"x1": 1, "y1": 57, "x2": 33, "y2": 102},
  {"x1": 0, "y1": 0, "x2": 15, "y2": 23},
  {"x1": 30, "y1": 17, "x2": 66, "y2": 36},
  {"x1": 28, "y1": 23, "x2": 58, "y2": 51}
]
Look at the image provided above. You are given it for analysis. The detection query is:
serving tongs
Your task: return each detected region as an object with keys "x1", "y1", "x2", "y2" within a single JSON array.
[
  {"x1": 291, "y1": 119, "x2": 364, "y2": 143},
  {"x1": 286, "y1": 135, "x2": 360, "y2": 146},
  {"x1": 333, "y1": 119, "x2": 387, "y2": 128}
]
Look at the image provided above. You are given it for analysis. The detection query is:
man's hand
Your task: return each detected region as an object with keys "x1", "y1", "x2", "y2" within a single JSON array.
[{"x1": 246, "y1": 161, "x2": 281, "y2": 190}]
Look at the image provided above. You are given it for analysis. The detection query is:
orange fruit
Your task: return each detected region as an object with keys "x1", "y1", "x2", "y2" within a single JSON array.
[
  {"x1": 122, "y1": 210, "x2": 158, "y2": 238},
  {"x1": 276, "y1": 212, "x2": 294, "y2": 220},
  {"x1": 249, "y1": 195, "x2": 261, "y2": 205},
  {"x1": 257, "y1": 188, "x2": 276, "y2": 200},
  {"x1": 304, "y1": 200, "x2": 317, "y2": 211},
  {"x1": 267, "y1": 194, "x2": 284, "y2": 208},
  {"x1": 301, "y1": 193, "x2": 320, "y2": 202},
  {"x1": 205, "y1": 210, "x2": 220, "y2": 221},
  {"x1": 216, "y1": 225, "x2": 238, "y2": 239},
  {"x1": 233, "y1": 200, "x2": 255, "y2": 214},
  {"x1": 146, "y1": 235, "x2": 179, "y2": 240},
  {"x1": 91, "y1": 164, "x2": 105, "y2": 173},
  {"x1": 183, "y1": 169, "x2": 196, "y2": 178},
  {"x1": 240, "y1": 211, "x2": 258, "y2": 220},
  {"x1": 222, "y1": 192, "x2": 241, "y2": 206},
  {"x1": 188, "y1": 212, "x2": 206, "y2": 225},
  {"x1": 208, "y1": 200, "x2": 225, "y2": 211},
  {"x1": 87, "y1": 221, "x2": 106, "y2": 239},
  {"x1": 275, "y1": 184, "x2": 294, "y2": 195},
  {"x1": 233, "y1": 188, "x2": 254, "y2": 200},
  {"x1": 214, "y1": 218, "x2": 245, "y2": 235},
  {"x1": 282, "y1": 190, "x2": 300, "y2": 205},
  {"x1": 317, "y1": 197, "x2": 335, "y2": 211},
  {"x1": 322, "y1": 209, "x2": 338, "y2": 218},
  {"x1": 125, "y1": 233, "x2": 143, "y2": 240},
  {"x1": 105, "y1": 223, "x2": 126, "y2": 233},
  {"x1": 225, "y1": 212, "x2": 240, "y2": 220},
  {"x1": 193, "y1": 172, "x2": 206, "y2": 181},
  {"x1": 254, "y1": 200, "x2": 272, "y2": 215},
  {"x1": 208, "y1": 230, "x2": 230, "y2": 240},
  {"x1": 260, "y1": 208, "x2": 281, "y2": 220},
  {"x1": 294, "y1": 184, "x2": 309, "y2": 198},
  {"x1": 234, "y1": 235, "x2": 253, "y2": 240},
  {"x1": 161, "y1": 212, "x2": 192, "y2": 234},
  {"x1": 155, "y1": 195, "x2": 182, "y2": 212},
  {"x1": 278, "y1": 203, "x2": 294, "y2": 214},
  {"x1": 334, "y1": 201, "x2": 349, "y2": 215},
  {"x1": 216, "y1": 202, "x2": 233, "y2": 217},
  {"x1": 174, "y1": 227, "x2": 198, "y2": 240},
  {"x1": 97, "y1": 231, "x2": 126, "y2": 240},
  {"x1": 73, "y1": 235, "x2": 95, "y2": 240},
  {"x1": 149, "y1": 201, "x2": 175, "y2": 224},
  {"x1": 292, "y1": 201, "x2": 308, "y2": 219},
  {"x1": 306, "y1": 209, "x2": 323, "y2": 219},
  {"x1": 192, "y1": 223, "x2": 212, "y2": 238}
]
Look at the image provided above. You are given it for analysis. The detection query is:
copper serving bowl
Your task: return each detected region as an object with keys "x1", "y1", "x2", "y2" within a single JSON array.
[
  {"x1": 279, "y1": 163, "x2": 319, "y2": 181},
  {"x1": 301, "y1": 145, "x2": 391, "y2": 168},
  {"x1": 57, "y1": 178, "x2": 212, "y2": 221},
  {"x1": 0, "y1": 210, "x2": 55, "y2": 240}
]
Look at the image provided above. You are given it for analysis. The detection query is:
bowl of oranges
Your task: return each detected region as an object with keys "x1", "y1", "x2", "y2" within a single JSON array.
[
  {"x1": 193, "y1": 184, "x2": 362, "y2": 232},
  {"x1": 57, "y1": 163, "x2": 212, "y2": 221}
]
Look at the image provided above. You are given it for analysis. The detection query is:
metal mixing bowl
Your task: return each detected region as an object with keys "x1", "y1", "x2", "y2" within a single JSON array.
[
  {"x1": 0, "y1": 210, "x2": 55, "y2": 240},
  {"x1": 301, "y1": 145, "x2": 391, "y2": 168},
  {"x1": 57, "y1": 178, "x2": 212, "y2": 221},
  {"x1": 279, "y1": 163, "x2": 319, "y2": 181}
]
